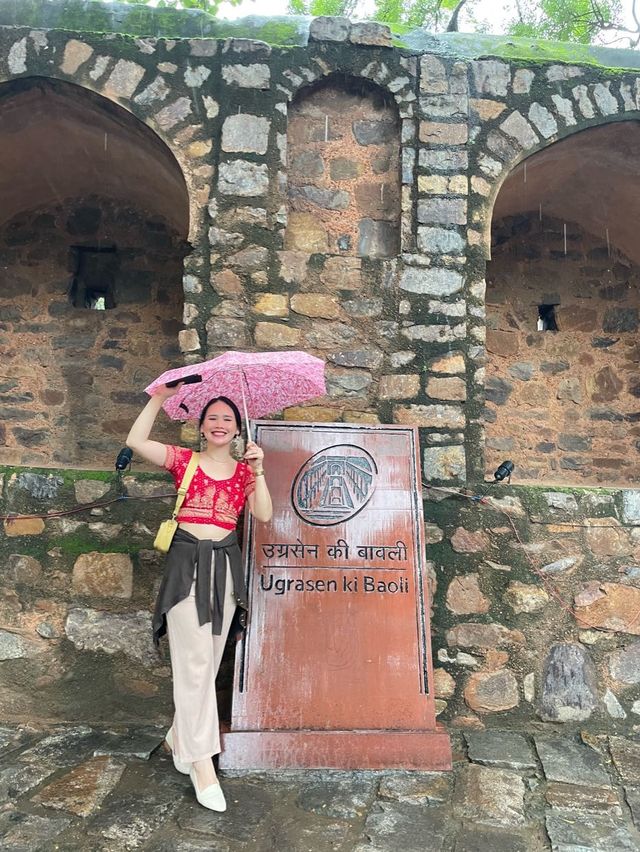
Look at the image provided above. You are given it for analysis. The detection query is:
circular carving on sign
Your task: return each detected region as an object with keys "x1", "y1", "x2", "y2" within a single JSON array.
[{"x1": 291, "y1": 444, "x2": 378, "y2": 526}]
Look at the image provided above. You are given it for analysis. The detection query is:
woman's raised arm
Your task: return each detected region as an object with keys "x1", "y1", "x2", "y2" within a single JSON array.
[{"x1": 126, "y1": 386, "x2": 178, "y2": 467}]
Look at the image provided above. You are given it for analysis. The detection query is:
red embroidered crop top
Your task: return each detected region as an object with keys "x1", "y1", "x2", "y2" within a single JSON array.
[{"x1": 164, "y1": 445, "x2": 256, "y2": 529}]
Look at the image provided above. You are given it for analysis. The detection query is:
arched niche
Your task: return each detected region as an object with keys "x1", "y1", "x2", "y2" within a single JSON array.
[
  {"x1": 0, "y1": 77, "x2": 190, "y2": 468},
  {"x1": 285, "y1": 73, "x2": 401, "y2": 258},
  {"x1": 485, "y1": 121, "x2": 640, "y2": 485}
]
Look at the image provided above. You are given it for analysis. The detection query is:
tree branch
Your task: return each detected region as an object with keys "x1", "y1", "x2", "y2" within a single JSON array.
[{"x1": 446, "y1": 0, "x2": 469, "y2": 32}]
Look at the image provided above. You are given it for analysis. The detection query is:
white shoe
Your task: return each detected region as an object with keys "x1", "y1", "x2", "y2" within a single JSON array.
[
  {"x1": 189, "y1": 767, "x2": 227, "y2": 812},
  {"x1": 164, "y1": 728, "x2": 190, "y2": 775}
]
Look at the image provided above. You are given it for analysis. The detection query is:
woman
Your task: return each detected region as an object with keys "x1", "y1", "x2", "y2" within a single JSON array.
[{"x1": 127, "y1": 384, "x2": 272, "y2": 812}]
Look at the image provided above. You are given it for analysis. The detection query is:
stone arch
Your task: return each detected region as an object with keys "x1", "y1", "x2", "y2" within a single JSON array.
[
  {"x1": 482, "y1": 117, "x2": 640, "y2": 485},
  {"x1": 0, "y1": 75, "x2": 191, "y2": 467},
  {"x1": 284, "y1": 72, "x2": 402, "y2": 258}
]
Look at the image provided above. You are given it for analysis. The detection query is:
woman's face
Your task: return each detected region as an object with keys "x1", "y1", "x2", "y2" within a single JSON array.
[{"x1": 201, "y1": 400, "x2": 239, "y2": 448}]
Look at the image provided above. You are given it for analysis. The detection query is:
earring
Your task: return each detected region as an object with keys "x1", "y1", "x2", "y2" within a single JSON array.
[
  {"x1": 230, "y1": 433, "x2": 245, "y2": 461},
  {"x1": 200, "y1": 432, "x2": 205, "y2": 438}
]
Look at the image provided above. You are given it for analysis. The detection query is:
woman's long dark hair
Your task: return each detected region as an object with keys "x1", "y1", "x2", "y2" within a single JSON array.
[{"x1": 198, "y1": 396, "x2": 242, "y2": 434}]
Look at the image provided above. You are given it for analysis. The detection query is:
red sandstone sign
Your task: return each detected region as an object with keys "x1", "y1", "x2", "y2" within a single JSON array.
[{"x1": 220, "y1": 422, "x2": 451, "y2": 770}]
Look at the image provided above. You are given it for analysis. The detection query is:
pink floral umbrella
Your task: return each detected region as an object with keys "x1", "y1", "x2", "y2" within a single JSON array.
[{"x1": 145, "y1": 350, "x2": 326, "y2": 436}]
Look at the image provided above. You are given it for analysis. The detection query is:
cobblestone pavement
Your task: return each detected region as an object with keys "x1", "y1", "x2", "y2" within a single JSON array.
[{"x1": 1, "y1": 725, "x2": 639, "y2": 851}]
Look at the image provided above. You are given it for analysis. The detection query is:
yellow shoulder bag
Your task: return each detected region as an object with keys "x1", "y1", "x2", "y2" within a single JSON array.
[{"x1": 153, "y1": 452, "x2": 200, "y2": 553}]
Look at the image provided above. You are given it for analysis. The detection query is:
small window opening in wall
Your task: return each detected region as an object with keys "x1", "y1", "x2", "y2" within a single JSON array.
[
  {"x1": 69, "y1": 245, "x2": 119, "y2": 310},
  {"x1": 537, "y1": 304, "x2": 558, "y2": 331}
]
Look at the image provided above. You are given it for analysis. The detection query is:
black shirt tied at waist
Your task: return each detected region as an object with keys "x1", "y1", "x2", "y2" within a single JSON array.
[{"x1": 152, "y1": 527, "x2": 248, "y2": 647}]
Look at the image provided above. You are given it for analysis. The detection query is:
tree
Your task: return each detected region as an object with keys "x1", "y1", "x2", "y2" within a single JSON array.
[
  {"x1": 508, "y1": 0, "x2": 627, "y2": 45},
  {"x1": 120, "y1": 0, "x2": 243, "y2": 16}
]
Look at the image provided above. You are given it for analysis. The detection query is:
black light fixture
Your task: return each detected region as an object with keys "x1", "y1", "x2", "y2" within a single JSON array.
[
  {"x1": 493, "y1": 460, "x2": 514, "y2": 483},
  {"x1": 115, "y1": 447, "x2": 133, "y2": 471}
]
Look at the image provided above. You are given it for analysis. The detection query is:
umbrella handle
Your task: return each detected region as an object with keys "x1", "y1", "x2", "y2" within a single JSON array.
[{"x1": 240, "y1": 371, "x2": 252, "y2": 443}]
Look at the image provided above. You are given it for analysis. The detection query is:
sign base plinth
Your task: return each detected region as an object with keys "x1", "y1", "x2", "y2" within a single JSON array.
[{"x1": 219, "y1": 726, "x2": 452, "y2": 770}]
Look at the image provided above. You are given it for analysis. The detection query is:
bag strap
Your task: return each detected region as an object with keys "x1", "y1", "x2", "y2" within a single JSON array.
[{"x1": 171, "y1": 451, "x2": 200, "y2": 520}]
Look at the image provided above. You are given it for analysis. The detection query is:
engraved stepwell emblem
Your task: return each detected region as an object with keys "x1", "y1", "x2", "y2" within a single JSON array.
[{"x1": 292, "y1": 444, "x2": 377, "y2": 526}]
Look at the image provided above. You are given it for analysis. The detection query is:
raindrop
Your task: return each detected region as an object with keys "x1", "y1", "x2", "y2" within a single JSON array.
[
  {"x1": 606, "y1": 227, "x2": 611, "y2": 257},
  {"x1": 380, "y1": 185, "x2": 384, "y2": 202},
  {"x1": 324, "y1": 115, "x2": 329, "y2": 142},
  {"x1": 104, "y1": 132, "x2": 108, "y2": 152},
  {"x1": 563, "y1": 223, "x2": 567, "y2": 255},
  {"x1": 523, "y1": 161, "x2": 527, "y2": 183}
]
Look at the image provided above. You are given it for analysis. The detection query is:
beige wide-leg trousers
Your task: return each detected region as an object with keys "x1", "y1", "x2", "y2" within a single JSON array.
[{"x1": 166, "y1": 562, "x2": 236, "y2": 763}]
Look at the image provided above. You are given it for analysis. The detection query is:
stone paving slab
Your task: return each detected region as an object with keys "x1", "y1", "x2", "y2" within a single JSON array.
[
  {"x1": 465, "y1": 730, "x2": 538, "y2": 770},
  {"x1": 534, "y1": 736, "x2": 611, "y2": 786},
  {"x1": 2, "y1": 725, "x2": 640, "y2": 851}
]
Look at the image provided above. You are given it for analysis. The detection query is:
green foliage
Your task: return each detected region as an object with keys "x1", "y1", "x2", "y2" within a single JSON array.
[
  {"x1": 120, "y1": 0, "x2": 244, "y2": 16},
  {"x1": 508, "y1": 0, "x2": 623, "y2": 44}
]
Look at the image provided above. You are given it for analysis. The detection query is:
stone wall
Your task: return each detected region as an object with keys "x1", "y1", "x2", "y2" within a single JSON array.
[
  {"x1": 0, "y1": 197, "x2": 185, "y2": 468},
  {"x1": 486, "y1": 214, "x2": 640, "y2": 485},
  {"x1": 2, "y1": 9, "x2": 640, "y2": 728}
]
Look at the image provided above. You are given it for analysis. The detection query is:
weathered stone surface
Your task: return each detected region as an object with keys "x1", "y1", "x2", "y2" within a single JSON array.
[
  {"x1": 395, "y1": 404, "x2": 464, "y2": 429},
  {"x1": 285, "y1": 212, "x2": 328, "y2": 252},
  {"x1": 418, "y1": 197, "x2": 467, "y2": 225},
  {"x1": 609, "y1": 737, "x2": 640, "y2": 784},
  {"x1": 353, "y1": 119, "x2": 397, "y2": 146},
  {"x1": 545, "y1": 781, "x2": 621, "y2": 813},
  {"x1": 431, "y1": 353, "x2": 466, "y2": 374},
  {"x1": 472, "y1": 60, "x2": 510, "y2": 97},
  {"x1": 0, "y1": 811, "x2": 71, "y2": 850},
  {"x1": 450, "y1": 527, "x2": 489, "y2": 553},
  {"x1": 539, "y1": 642, "x2": 598, "y2": 722},
  {"x1": 253, "y1": 293, "x2": 288, "y2": 317},
  {"x1": 329, "y1": 348, "x2": 384, "y2": 369},
  {"x1": 540, "y1": 555, "x2": 579, "y2": 575},
  {"x1": 433, "y1": 667, "x2": 456, "y2": 699},
  {"x1": 72, "y1": 553, "x2": 133, "y2": 599},
  {"x1": 36, "y1": 755, "x2": 124, "y2": 817},
  {"x1": 417, "y1": 226, "x2": 464, "y2": 253},
  {"x1": 14, "y1": 472, "x2": 64, "y2": 499},
  {"x1": 218, "y1": 160, "x2": 269, "y2": 197},
  {"x1": 154, "y1": 96, "x2": 192, "y2": 130},
  {"x1": 205, "y1": 317, "x2": 248, "y2": 348},
  {"x1": 326, "y1": 368, "x2": 371, "y2": 397},
  {"x1": 545, "y1": 811, "x2": 637, "y2": 852},
  {"x1": 378, "y1": 772, "x2": 453, "y2": 804},
  {"x1": 309, "y1": 15, "x2": 350, "y2": 42},
  {"x1": 61, "y1": 39, "x2": 93, "y2": 75},
  {"x1": 500, "y1": 111, "x2": 539, "y2": 148},
  {"x1": 574, "y1": 583, "x2": 640, "y2": 635},
  {"x1": 221, "y1": 114, "x2": 270, "y2": 154},
  {"x1": 464, "y1": 669, "x2": 519, "y2": 714},
  {"x1": 419, "y1": 122, "x2": 468, "y2": 145},
  {"x1": 604, "y1": 688, "x2": 627, "y2": 719},
  {"x1": 363, "y1": 801, "x2": 447, "y2": 850},
  {"x1": 379, "y1": 374, "x2": 419, "y2": 400},
  {"x1": 528, "y1": 102, "x2": 557, "y2": 138},
  {"x1": 513, "y1": 68, "x2": 535, "y2": 94},
  {"x1": 485, "y1": 376, "x2": 513, "y2": 406},
  {"x1": 7, "y1": 553, "x2": 42, "y2": 584},
  {"x1": 446, "y1": 574, "x2": 489, "y2": 614},
  {"x1": 427, "y1": 377, "x2": 466, "y2": 401},
  {"x1": 64, "y1": 608, "x2": 156, "y2": 664},
  {"x1": 535, "y1": 736, "x2": 610, "y2": 786},
  {"x1": 254, "y1": 322, "x2": 301, "y2": 348},
  {"x1": 290, "y1": 185, "x2": 350, "y2": 211},
  {"x1": 297, "y1": 777, "x2": 376, "y2": 819},
  {"x1": 622, "y1": 491, "x2": 640, "y2": 524},
  {"x1": 465, "y1": 731, "x2": 536, "y2": 770},
  {"x1": 104, "y1": 59, "x2": 145, "y2": 99},
  {"x1": 358, "y1": 219, "x2": 399, "y2": 257},
  {"x1": 447, "y1": 623, "x2": 524, "y2": 649},
  {"x1": 455, "y1": 764, "x2": 525, "y2": 825},
  {"x1": 3, "y1": 517, "x2": 45, "y2": 537},
  {"x1": 74, "y1": 479, "x2": 111, "y2": 503},
  {"x1": 608, "y1": 642, "x2": 640, "y2": 685},
  {"x1": 424, "y1": 446, "x2": 466, "y2": 480},
  {"x1": 399, "y1": 267, "x2": 463, "y2": 296},
  {"x1": 0, "y1": 630, "x2": 29, "y2": 661},
  {"x1": 291, "y1": 294, "x2": 341, "y2": 319},
  {"x1": 221, "y1": 63, "x2": 270, "y2": 89},
  {"x1": 283, "y1": 405, "x2": 340, "y2": 422},
  {"x1": 504, "y1": 581, "x2": 549, "y2": 613}
]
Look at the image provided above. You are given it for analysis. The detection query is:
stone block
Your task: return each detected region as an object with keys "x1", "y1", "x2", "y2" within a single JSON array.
[
  {"x1": 0, "y1": 629, "x2": 29, "y2": 660},
  {"x1": 285, "y1": 212, "x2": 328, "y2": 252},
  {"x1": 290, "y1": 185, "x2": 350, "y2": 211},
  {"x1": 320, "y1": 256, "x2": 362, "y2": 290},
  {"x1": 464, "y1": 669, "x2": 519, "y2": 713},
  {"x1": 446, "y1": 574, "x2": 489, "y2": 614},
  {"x1": 329, "y1": 157, "x2": 363, "y2": 180},
  {"x1": 328, "y1": 349, "x2": 384, "y2": 369},
  {"x1": 608, "y1": 642, "x2": 640, "y2": 685},
  {"x1": 418, "y1": 197, "x2": 467, "y2": 225},
  {"x1": 254, "y1": 322, "x2": 301, "y2": 348},
  {"x1": 221, "y1": 114, "x2": 270, "y2": 155},
  {"x1": 178, "y1": 328, "x2": 200, "y2": 353},
  {"x1": 309, "y1": 16, "x2": 350, "y2": 42},
  {"x1": 358, "y1": 219, "x2": 399, "y2": 257},
  {"x1": 424, "y1": 445, "x2": 466, "y2": 480},
  {"x1": 212, "y1": 269, "x2": 243, "y2": 296},
  {"x1": 349, "y1": 21, "x2": 392, "y2": 47},
  {"x1": 327, "y1": 368, "x2": 371, "y2": 398},
  {"x1": 104, "y1": 59, "x2": 145, "y2": 99},
  {"x1": 402, "y1": 323, "x2": 466, "y2": 343},
  {"x1": 205, "y1": 317, "x2": 248, "y2": 347},
  {"x1": 253, "y1": 293, "x2": 288, "y2": 317},
  {"x1": 499, "y1": 111, "x2": 539, "y2": 148},
  {"x1": 469, "y1": 98, "x2": 506, "y2": 120},
  {"x1": 465, "y1": 731, "x2": 536, "y2": 770},
  {"x1": 221, "y1": 63, "x2": 270, "y2": 89},
  {"x1": 574, "y1": 583, "x2": 640, "y2": 634},
  {"x1": 426, "y1": 377, "x2": 466, "y2": 401},
  {"x1": 35, "y1": 756, "x2": 125, "y2": 818},
  {"x1": 446, "y1": 622, "x2": 524, "y2": 649},
  {"x1": 379, "y1": 374, "x2": 420, "y2": 399},
  {"x1": 3, "y1": 517, "x2": 45, "y2": 536},
  {"x1": 72, "y1": 553, "x2": 133, "y2": 599},
  {"x1": 504, "y1": 581, "x2": 549, "y2": 613},
  {"x1": 472, "y1": 60, "x2": 510, "y2": 97},
  {"x1": 218, "y1": 160, "x2": 269, "y2": 197},
  {"x1": 420, "y1": 94, "x2": 468, "y2": 119},
  {"x1": 535, "y1": 735, "x2": 610, "y2": 785},
  {"x1": 283, "y1": 405, "x2": 339, "y2": 422},
  {"x1": 593, "y1": 82, "x2": 619, "y2": 115},
  {"x1": 419, "y1": 122, "x2": 468, "y2": 145},
  {"x1": 65, "y1": 608, "x2": 155, "y2": 664},
  {"x1": 528, "y1": 102, "x2": 557, "y2": 138},
  {"x1": 455, "y1": 764, "x2": 525, "y2": 825},
  {"x1": 61, "y1": 39, "x2": 93, "y2": 75},
  {"x1": 420, "y1": 54, "x2": 448, "y2": 93},
  {"x1": 291, "y1": 294, "x2": 341, "y2": 319},
  {"x1": 154, "y1": 97, "x2": 193, "y2": 131},
  {"x1": 353, "y1": 118, "x2": 397, "y2": 145},
  {"x1": 419, "y1": 148, "x2": 469, "y2": 172},
  {"x1": 399, "y1": 267, "x2": 463, "y2": 295},
  {"x1": 417, "y1": 226, "x2": 465, "y2": 254},
  {"x1": 430, "y1": 352, "x2": 465, "y2": 374},
  {"x1": 539, "y1": 643, "x2": 598, "y2": 722},
  {"x1": 394, "y1": 404, "x2": 464, "y2": 429}
]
